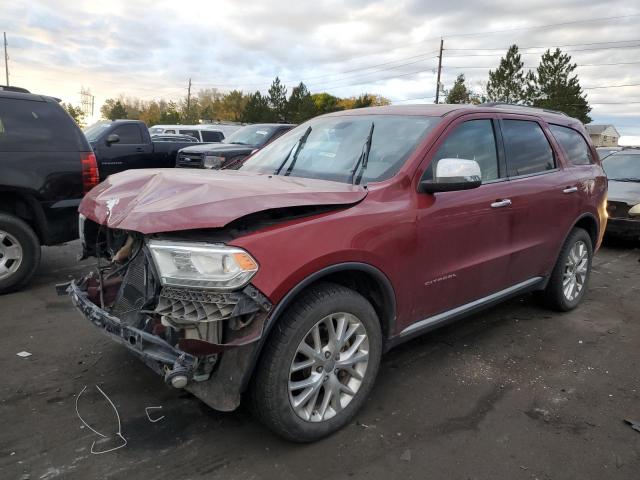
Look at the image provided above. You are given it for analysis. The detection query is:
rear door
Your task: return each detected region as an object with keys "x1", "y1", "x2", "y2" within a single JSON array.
[
  {"x1": 413, "y1": 115, "x2": 515, "y2": 320},
  {"x1": 497, "y1": 116, "x2": 579, "y2": 284}
]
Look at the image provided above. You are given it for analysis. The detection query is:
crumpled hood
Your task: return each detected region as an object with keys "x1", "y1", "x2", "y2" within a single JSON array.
[
  {"x1": 608, "y1": 180, "x2": 640, "y2": 205},
  {"x1": 79, "y1": 168, "x2": 367, "y2": 234}
]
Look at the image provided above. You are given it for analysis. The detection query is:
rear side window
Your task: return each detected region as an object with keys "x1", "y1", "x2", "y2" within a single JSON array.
[
  {"x1": 429, "y1": 119, "x2": 500, "y2": 181},
  {"x1": 0, "y1": 98, "x2": 84, "y2": 152},
  {"x1": 112, "y1": 124, "x2": 143, "y2": 144},
  {"x1": 502, "y1": 120, "x2": 555, "y2": 176},
  {"x1": 179, "y1": 129, "x2": 200, "y2": 140},
  {"x1": 549, "y1": 125, "x2": 593, "y2": 165},
  {"x1": 201, "y1": 131, "x2": 224, "y2": 142}
]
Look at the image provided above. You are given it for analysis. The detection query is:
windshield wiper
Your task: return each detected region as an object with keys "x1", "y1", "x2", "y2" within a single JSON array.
[
  {"x1": 609, "y1": 177, "x2": 640, "y2": 182},
  {"x1": 229, "y1": 141, "x2": 248, "y2": 145},
  {"x1": 273, "y1": 126, "x2": 312, "y2": 175},
  {"x1": 349, "y1": 122, "x2": 375, "y2": 185}
]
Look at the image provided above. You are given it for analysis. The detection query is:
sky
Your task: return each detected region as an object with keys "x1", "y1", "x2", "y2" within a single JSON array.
[{"x1": 2, "y1": 0, "x2": 640, "y2": 136}]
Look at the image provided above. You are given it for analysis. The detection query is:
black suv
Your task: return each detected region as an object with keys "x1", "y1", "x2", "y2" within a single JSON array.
[{"x1": 0, "y1": 88, "x2": 98, "y2": 293}]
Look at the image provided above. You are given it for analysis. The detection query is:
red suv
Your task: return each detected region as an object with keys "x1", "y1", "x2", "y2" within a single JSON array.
[{"x1": 63, "y1": 104, "x2": 607, "y2": 442}]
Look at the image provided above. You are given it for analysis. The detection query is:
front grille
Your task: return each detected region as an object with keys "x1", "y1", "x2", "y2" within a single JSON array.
[
  {"x1": 176, "y1": 152, "x2": 203, "y2": 168},
  {"x1": 607, "y1": 201, "x2": 631, "y2": 219}
]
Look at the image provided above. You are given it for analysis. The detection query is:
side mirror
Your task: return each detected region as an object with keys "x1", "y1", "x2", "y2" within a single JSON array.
[
  {"x1": 106, "y1": 133, "x2": 120, "y2": 145},
  {"x1": 629, "y1": 204, "x2": 640, "y2": 218},
  {"x1": 419, "y1": 158, "x2": 482, "y2": 193}
]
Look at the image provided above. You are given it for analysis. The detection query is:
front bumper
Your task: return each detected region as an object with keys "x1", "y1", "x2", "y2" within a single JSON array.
[
  {"x1": 606, "y1": 217, "x2": 640, "y2": 238},
  {"x1": 61, "y1": 279, "x2": 271, "y2": 411}
]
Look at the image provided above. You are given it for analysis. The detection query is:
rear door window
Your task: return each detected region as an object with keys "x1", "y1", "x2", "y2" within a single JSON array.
[
  {"x1": 179, "y1": 129, "x2": 200, "y2": 140},
  {"x1": 428, "y1": 119, "x2": 501, "y2": 182},
  {"x1": 0, "y1": 98, "x2": 83, "y2": 152},
  {"x1": 549, "y1": 125, "x2": 593, "y2": 165},
  {"x1": 112, "y1": 124, "x2": 143, "y2": 144},
  {"x1": 201, "y1": 131, "x2": 224, "y2": 142},
  {"x1": 502, "y1": 120, "x2": 555, "y2": 176}
]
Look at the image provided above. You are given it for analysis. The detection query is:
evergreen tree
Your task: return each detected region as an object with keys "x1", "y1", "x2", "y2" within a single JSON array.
[
  {"x1": 62, "y1": 103, "x2": 85, "y2": 124},
  {"x1": 286, "y1": 82, "x2": 317, "y2": 123},
  {"x1": 267, "y1": 77, "x2": 288, "y2": 121},
  {"x1": 486, "y1": 45, "x2": 527, "y2": 103},
  {"x1": 241, "y1": 91, "x2": 272, "y2": 123},
  {"x1": 528, "y1": 48, "x2": 591, "y2": 123},
  {"x1": 160, "y1": 101, "x2": 180, "y2": 124},
  {"x1": 444, "y1": 74, "x2": 471, "y2": 104}
]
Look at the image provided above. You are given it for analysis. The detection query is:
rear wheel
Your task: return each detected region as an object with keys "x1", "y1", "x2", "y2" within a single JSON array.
[
  {"x1": 0, "y1": 213, "x2": 41, "y2": 294},
  {"x1": 250, "y1": 282, "x2": 382, "y2": 442},
  {"x1": 541, "y1": 228, "x2": 593, "y2": 311}
]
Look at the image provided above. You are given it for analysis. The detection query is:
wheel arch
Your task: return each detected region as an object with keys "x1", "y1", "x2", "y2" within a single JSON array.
[
  {"x1": 241, "y1": 262, "x2": 397, "y2": 392},
  {"x1": 0, "y1": 189, "x2": 47, "y2": 243}
]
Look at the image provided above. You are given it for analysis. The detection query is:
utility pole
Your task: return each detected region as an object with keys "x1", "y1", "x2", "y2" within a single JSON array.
[
  {"x1": 3, "y1": 32, "x2": 9, "y2": 86},
  {"x1": 435, "y1": 38, "x2": 443, "y2": 104},
  {"x1": 186, "y1": 78, "x2": 192, "y2": 121}
]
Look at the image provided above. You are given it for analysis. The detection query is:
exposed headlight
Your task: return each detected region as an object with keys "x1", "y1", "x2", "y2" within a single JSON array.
[
  {"x1": 148, "y1": 240, "x2": 258, "y2": 290},
  {"x1": 203, "y1": 155, "x2": 225, "y2": 169},
  {"x1": 630, "y1": 203, "x2": 640, "y2": 218}
]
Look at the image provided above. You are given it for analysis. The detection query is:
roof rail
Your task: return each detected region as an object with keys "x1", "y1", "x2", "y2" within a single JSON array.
[
  {"x1": 0, "y1": 85, "x2": 30, "y2": 94},
  {"x1": 481, "y1": 102, "x2": 568, "y2": 117}
]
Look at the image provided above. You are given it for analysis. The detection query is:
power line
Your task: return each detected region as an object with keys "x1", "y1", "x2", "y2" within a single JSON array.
[
  {"x1": 445, "y1": 39, "x2": 640, "y2": 51},
  {"x1": 583, "y1": 82, "x2": 640, "y2": 90},
  {"x1": 442, "y1": 61, "x2": 640, "y2": 69},
  {"x1": 443, "y1": 44, "x2": 640, "y2": 57}
]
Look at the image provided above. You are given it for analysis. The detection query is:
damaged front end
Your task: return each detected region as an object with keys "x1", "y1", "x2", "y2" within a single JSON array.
[{"x1": 60, "y1": 217, "x2": 272, "y2": 411}]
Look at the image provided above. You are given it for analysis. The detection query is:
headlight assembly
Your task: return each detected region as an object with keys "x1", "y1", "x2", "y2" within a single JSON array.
[
  {"x1": 148, "y1": 240, "x2": 258, "y2": 290},
  {"x1": 203, "y1": 155, "x2": 225, "y2": 169}
]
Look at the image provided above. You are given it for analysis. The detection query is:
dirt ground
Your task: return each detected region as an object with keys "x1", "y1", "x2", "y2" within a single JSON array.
[{"x1": 1, "y1": 239, "x2": 639, "y2": 480}]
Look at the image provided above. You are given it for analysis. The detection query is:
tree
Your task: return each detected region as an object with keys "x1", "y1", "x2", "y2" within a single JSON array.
[
  {"x1": 486, "y1": 45, "x2": 528, "y2": 104},
  {"x1": 63, "y1": 103, "x2": 85, "y2": 124},
  {"x1": 528, "y1": 48, "x2": 591, "y2": 123},
  {"x1": 241, "y1": 91, "x2": 272, "y2": 123},
  {"x1": 312, "y1": 93, "x2": 343, "y2": 114},
  {"x1": 444, "y1": 74, "x2": 471, "y2": 104},
  {"x1": 160, "y1": 101, "x2": 181, "y2": 124},
  {"x1": 220, "y1": 90, "x2": 248, "y2": 122},
  {"x1": 101, "y1": 99, "x2": 128, "y2": 120},
  {"x1": 286, "y1": 82, "x2": 317, "y2": 123},
  {"x1": 267, "y1": 77, "x2": 288, "y2": 121}
]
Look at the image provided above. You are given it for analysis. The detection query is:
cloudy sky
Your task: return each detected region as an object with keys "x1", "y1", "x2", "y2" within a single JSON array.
[{"x1": 3, "y1": 0, "x2": 640, "y2": 135}]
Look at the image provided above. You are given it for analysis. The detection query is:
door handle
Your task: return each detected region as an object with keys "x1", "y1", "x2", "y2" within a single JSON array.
[
  {"x1": 135, "y1": 147, "x2": 144, "y2": 152},
  {"x1": 491, "y1": 199, "x2": 512, "y2": 208},
  {"x1": 563, "y1": 186, "x2": 578, "y2": 194}
]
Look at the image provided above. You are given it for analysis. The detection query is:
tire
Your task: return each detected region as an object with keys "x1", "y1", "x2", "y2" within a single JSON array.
[
  {"x1": 540, "y1": 227, "x2": 593, "y2": 311},
  {"x1": 250, "y1": 282, "x2": 382, "y2": 442},
  {"x1": 0, "y1": 213, "x2": 41, "y2": 294}
]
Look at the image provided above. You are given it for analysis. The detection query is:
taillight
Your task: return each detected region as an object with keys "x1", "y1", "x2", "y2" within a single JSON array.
[{"x1": 81, "y1": 152, "x2": 99, "y2": 194}]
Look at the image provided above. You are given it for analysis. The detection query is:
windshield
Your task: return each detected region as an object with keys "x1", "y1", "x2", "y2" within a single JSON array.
[
  {"x1": 224, "y1": 125, "x2": 277, "y2": 146},
  {"x1": 603, "y1": 154, "x2": 640, "y2": 181},
  {"x1": 83, "y1": 121, "x2": 112, "y2": 142},
  {"x1": 240, "y1": 115, "x2": 439, "y2": 184}
]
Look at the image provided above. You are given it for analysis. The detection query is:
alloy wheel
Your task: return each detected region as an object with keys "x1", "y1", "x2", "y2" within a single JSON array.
[
  {"x1": 0, "y1": 230, "x2": 23, "y2": 281},
  {"x1": 562, "y1": 240, "x2": 589, "y2": 302},
  {"x1": 288, "y1": 312, "x2": 370, "y2": 422}
]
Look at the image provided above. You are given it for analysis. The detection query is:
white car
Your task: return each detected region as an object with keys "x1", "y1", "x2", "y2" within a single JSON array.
[{"x1": 148, "y1": 124, "x2": 241, "y2": 142}]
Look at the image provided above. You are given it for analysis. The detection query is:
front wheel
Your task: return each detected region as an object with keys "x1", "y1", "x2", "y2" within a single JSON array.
[
  {"x1": 541, "y1": 227, "x2": 593, "y2": 311},
  {"x1": 250, "y1": 282, "x2": 382, "y2": 442}
]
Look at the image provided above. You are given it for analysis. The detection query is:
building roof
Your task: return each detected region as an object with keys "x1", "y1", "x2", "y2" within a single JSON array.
[{"x1": 586, "y1": 124, "x2": 620, "y2": 136}]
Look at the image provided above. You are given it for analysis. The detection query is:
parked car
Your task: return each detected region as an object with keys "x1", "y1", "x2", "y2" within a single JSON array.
[
  {"x1": 84, "y1": 120, "x2": 204, "y2": 180},
  {"x1": 151, "y1": 133, "x2": 200, "y2": 143},
  {"x1": 175, "y1": 123, "x2": 295, "y2": 169},
  {"x1": 602, "y1": 149, "x2": 640, "y2": 238},
  {"x1": 63, "y1": 104, "x2": 607, "y2": 442},
  {"x1": 148, "y1": 124, "x2": 240, "y2": 142},
  {"x1": 597, "y1": 146, "x2": 623, "y2": 160},
  {"x1": 0, "y1": 88, "x2": 98, "y2": 293}
]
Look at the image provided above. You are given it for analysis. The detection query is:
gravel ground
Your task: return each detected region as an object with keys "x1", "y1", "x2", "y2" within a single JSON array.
[{"x1": 1, "y1": 239, "x2": 639, "y2": 480}]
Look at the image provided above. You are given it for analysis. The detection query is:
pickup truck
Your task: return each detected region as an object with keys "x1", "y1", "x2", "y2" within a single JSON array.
[{"x1": 84, "y1": 120, "x2": 203, "y2": 180}]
